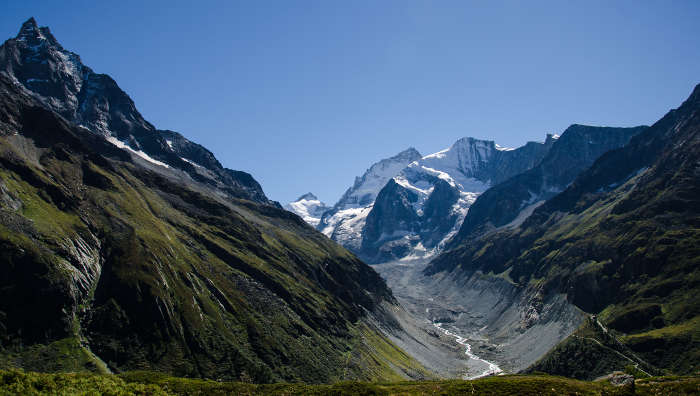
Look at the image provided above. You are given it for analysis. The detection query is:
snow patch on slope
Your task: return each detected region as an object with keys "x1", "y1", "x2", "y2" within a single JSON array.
[
  {"x1": 181, "y1": 157, "x2": 203, "y2": 168},
  {"x1": 106, "y1": 136, "x2": 170, "y2": 168},
  {"x1": 321, "y1": 206, "x2": 373, "y2": 250}
]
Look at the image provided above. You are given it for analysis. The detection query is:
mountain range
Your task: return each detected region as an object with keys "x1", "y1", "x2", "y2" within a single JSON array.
[
  {"x1": 292, "y1": 127, "x2": 645, "y2": 265},
  {"x1": 0, "y1": 18, "x2": 430, "y2": 383},
  {"x1": 286, "y1": 74, "x2": 698, "y2": 379},
  {"x1": 2, "y1": 17, "x2": 699, "y2": 386},
  {"x1": 428, "y1": 83, "x2": 700, "y2": 376}
]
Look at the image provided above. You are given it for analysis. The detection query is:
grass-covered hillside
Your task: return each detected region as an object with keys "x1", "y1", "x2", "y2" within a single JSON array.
[
  {"x1": 1, "y1": 369, "x2": 698, "y2": 396},
  {"x1": 527, "y1": 317, "x2": 660, "y2": 380},
  {"x1": 428, "y1": 84, "x2": 700, "y2": 377},
  {"x1": 0, "y1": 72, "x2": 428, "y2": 383}
]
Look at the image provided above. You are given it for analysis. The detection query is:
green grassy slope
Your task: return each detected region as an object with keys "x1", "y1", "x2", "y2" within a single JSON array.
[
  {"x1": 0, "y1": 74, "x2": 428, "y2": 382},
  {"x1": 527, "y1": 317, "x2": 660, "y2": 380},
  {"x1": 428, "y1": 85, "x2": 700, "y2": 377},
  {"x1": 1, "y1": 369, "x2": 698, "y2": 396}
]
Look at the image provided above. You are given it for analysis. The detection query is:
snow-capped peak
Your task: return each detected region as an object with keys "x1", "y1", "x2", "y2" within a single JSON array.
[
  {"x1": 417, "y1": 137, "x2": 497, "y2": 189},
  {"x1": 285, "y1": 193, "x2": 329, "y2": 227},
  {"x1": 296, "y1": 192, "x2": 319, "y2": 201},
  {"x1": 311, "y1": 147, "x2": 422, "y2": 251},
  {"x1": 335, "y1": 147, "x2": 422, "y2": 210}
]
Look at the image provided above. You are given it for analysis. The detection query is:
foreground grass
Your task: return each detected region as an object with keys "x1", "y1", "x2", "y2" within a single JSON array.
[{"x1": 1, "y1": 370, "x2": 699, "y2": 395}]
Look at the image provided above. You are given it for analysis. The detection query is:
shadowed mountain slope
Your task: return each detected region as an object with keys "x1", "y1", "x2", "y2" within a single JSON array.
[
  {"x1": 428, "y1": 84, "x2": 700, "y2": 376},
  {"x1": 0, "y1": 20, "x2": 429, "y2": 383}
]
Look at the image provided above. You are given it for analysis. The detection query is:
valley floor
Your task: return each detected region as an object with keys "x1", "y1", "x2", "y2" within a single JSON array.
[
  {"x1": 372, "y1": 259, "x2": 509, "y2": 378},
  {"x1": 371, "y1": 258, "x2": 583, "y2": 376},
  {"x1": 1, "y1": 369, "x2": 698, "y2": 395}
]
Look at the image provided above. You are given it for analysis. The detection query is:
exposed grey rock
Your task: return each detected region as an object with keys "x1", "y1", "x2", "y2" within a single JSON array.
[
  {"x1": 0, "y1": 18, "x2": 271, "y2": 204},
  {"x1": 451, "y1": 125, "x2": 647, "y2": 245},
  {"x1": 372, "y1": 258, "x2": 584, "y2": 374},
  {"x1": 359, "y1": 136, "x2": 556, "y2": 263},
  {"x1": 609, "y1": 372, "x2": 635, "y2": 386},
  {"x1": 316, "y1": 148, "x2": 422, "y2": 252}
]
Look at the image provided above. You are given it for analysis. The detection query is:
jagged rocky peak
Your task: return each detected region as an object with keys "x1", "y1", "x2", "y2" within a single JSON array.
[
  {"x1": 315, "y1": 147, "x2": 422, "y2": 252},
  {"x1": 4, "y1": 18, "x2": 89, "y2": 119},
  {"x1": 448, "y1": 136, "x2": 499, "y2": 161},
  {"x1": 297, "y1": 192, "x2": 319, "y2": 201},
  {"x1": 448, "y1": 124, "x2": 647, "y2": 245},
  {"x1": 338, "y1": 147, "x2": 423, "y2": 209},
  {"x1": 16, "y1": 17, "x2": 60, "y2": 47},
  {"x1": 545, "y1": 132, "x2": 560, "y2": 142},
  {"x1": 285, "y1": 193, "x2": 330, "y2": 227},
  {"x1": 0, "y1": 18, "x2": 273, "y2": 204},
  {"x1": 355, "y1": 134, "x2": 556, "y2": 263}
]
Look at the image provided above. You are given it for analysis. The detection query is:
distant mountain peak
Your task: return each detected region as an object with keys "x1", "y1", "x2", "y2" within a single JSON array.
[
  {"x1": 285, "y1": 193, "x2": 329, "y2": 227},
  {"x1": 359, "y1": 134, "x2": 558, "y2": 263},
  {"x1": 313, "y1": 147, "x2": 423, "y2": 249},
  {"x1": 452, "y1": 136, "x2": 493, "y2": 147},
  {"x1": 394, "y1": 147, "x2": 422, "y2": 161},
  {"x1": 296, "y1": 192, "x2": 319, "y2": 201},
  {"x1": 339, "y1": 147, "x2": 423, "y2": 210}
]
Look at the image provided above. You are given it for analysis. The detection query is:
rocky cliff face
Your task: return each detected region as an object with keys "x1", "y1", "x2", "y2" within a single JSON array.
[
  {"x1": 0, "y1": 19, "x2": 429, "y2": 382},
  {"x1": 307, "y1": 127, "x2": 640, "y2": 265},
  {"x1": 0, "y1": 18, "x2": 271, "y2": 205},
  {"x1": 428, "y1": 84, "x2": 700, "y2": 376},
  {"x1": 451, "y1": 124, "x2": 647, "y2": 245},
  {"x1": 358, "y1": 136, "x2": 556, "y2": 263},
  {"x1": 315, "y1": 148, "x2": 422, "y2": 252}
]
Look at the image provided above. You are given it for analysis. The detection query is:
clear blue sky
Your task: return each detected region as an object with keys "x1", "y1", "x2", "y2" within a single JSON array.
[{"x1": 2, "y1": 1, "x2": 699, "y2": 204}]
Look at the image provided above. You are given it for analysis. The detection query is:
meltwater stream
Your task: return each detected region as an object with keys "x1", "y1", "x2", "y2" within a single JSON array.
[{"x1": 432, "y1": 322, "x2": 503, "y2": 379}]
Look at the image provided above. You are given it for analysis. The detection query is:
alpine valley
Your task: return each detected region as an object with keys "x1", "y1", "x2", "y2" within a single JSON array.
[
  {"x1": 1, "y1": 17, "x2": 699, "y2": 394},
  {"x1": 287, "y1": 75, "x2": 700, "y2": 381},
  {"x1": 0, "y1": 18, "x2": 437, "y2": 383}
]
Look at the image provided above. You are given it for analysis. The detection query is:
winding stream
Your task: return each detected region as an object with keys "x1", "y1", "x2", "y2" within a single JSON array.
[{"x1": 432, "y1": 322, "x2": 503, "y2": 379}]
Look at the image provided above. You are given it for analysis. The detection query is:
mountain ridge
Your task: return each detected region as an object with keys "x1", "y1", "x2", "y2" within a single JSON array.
[
  {"x1": 292, "y1": 126, "x2": 643, "y2": 265},
  {"x1": 358, "y1": 134, "x2": 557, "y2": 263},
  {"x1": 447, "y1": 124, "x2": 647, "y2": 248},
  {"x1": 0, "y1": 18, "x2": 430, "y2": 383},
  {"x1": 312, "y1": 147, "x2": 422, "y2": 253},
  {"x1": 1, "y1": 17, "x2": 274, "y2": 206},
  {"x1": 427, "y1": 83, "x2": 700, "y2": 376}
]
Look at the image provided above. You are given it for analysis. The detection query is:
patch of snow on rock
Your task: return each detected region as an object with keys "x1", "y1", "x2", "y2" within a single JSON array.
[{"x1": 106, "y1": 136, "x2": 170, "y2": 168}]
